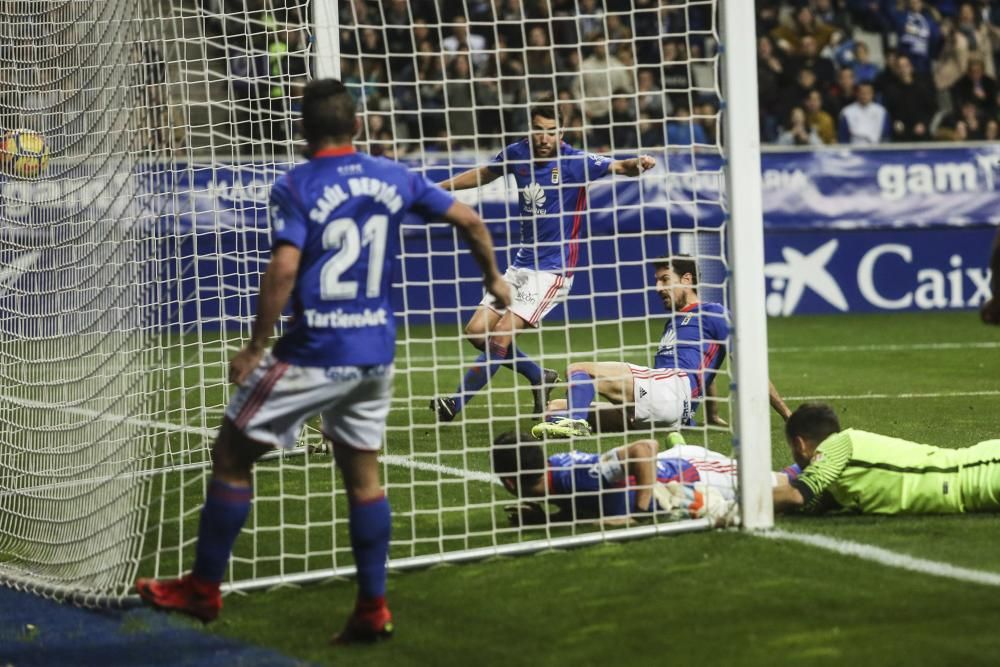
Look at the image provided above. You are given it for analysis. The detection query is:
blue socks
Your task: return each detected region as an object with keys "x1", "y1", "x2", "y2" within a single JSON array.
[
  {"x1": 349, "y1": 495, "x2": 392, "y2": 600},
  {"x1": 192, "y1": 479, "x2": 253, "y2": 583},
  {"x1": 453, "y1": 342, "x2": 544, "y2": 411},
  {"x1": 567, "y1": 370, "x2": 596, "y2": 420}
]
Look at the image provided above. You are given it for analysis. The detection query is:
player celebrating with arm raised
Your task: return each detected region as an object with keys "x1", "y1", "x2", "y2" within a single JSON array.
[
  {"x1": 534, "y1": 256, "x2": 790, "y2": 438},
  {"x1": 430, "y1": 103, "x2": 655, "y2": 422},
  {"x1": 135, "y1": 79, "x2": 510, "y2": 644}
]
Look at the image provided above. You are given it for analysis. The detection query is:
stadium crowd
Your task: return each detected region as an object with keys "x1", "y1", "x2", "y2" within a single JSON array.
[{"x1": 198, "y1": 0, "x2": 1000, "y2": 150}]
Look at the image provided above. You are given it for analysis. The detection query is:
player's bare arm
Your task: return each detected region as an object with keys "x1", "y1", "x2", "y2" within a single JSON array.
[
  {"x1": 442, "y1": 200, "x2": 511, "y2": 308},
  {"x1": 230, "y1": 243, "x2": 301, "y2": 384},
  {"x1": 438, "y1": 165, "x2": 501, "y2": 191},
  {"x1": 981, "y1": 227, "x2": 1000, "y2": 324},
  {"x1": 619, "y1": 440, "x2": 658, "y2": 512},
  {"x1": 610, "y1": 155, "x2": 655, "y2": 176},
  {"x1": 772, "y1": 482, "x2": 805, "y2": 513},
  {"x1": 769, "y1": 381, "x2": 792, "y2": 420}
]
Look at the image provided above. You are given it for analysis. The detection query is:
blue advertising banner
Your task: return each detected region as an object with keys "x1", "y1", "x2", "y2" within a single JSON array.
[{"x1": 0, "y1": 145, "x2": 995, "y2": 325}]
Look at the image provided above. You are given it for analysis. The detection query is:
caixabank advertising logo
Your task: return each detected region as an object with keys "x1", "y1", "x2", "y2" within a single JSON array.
[{"x1": 764, "y1": 230, "x2": 995, "y2": 315}]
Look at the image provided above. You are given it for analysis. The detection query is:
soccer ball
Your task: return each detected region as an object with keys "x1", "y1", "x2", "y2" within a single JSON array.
[{"x1": 1, "y1": 129, "x2": 50, "y2": 178}]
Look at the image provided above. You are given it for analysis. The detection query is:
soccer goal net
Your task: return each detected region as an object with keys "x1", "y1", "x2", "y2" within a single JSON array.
[{"x1": 0, "y1": 0, "x2": 772, "y2": 605}]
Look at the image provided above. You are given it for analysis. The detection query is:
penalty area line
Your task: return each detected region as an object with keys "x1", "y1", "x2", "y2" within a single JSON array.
[{"x1": 762, "y1": 529, "x2": 1000, "y2": 588}]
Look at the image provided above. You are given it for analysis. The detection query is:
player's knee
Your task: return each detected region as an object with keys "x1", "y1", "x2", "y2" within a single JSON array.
[{"x1": 211, "y1": 423, "x2": 261, "y2": 482}]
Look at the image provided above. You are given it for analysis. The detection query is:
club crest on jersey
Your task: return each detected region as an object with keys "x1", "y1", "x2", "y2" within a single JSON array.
[
  {"x1": 550, "y1": 168, "x2": 559, "y2": 184},
  {"x1": 522, "y1": 182, "x2": 546, "y2": 214}
]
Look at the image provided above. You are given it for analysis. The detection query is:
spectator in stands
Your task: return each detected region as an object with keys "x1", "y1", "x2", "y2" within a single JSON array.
[
  {"x1": 951, "y1": 57, "x2": 999, "y2": 114},
  {"x1": 837, "y1": 81, "x2": 891, "y2": 144},
  {"x1": 636, "y1": 68, "x2": 666, "y2": 120},
  {"x1": 666, "y1": 106, "x2": 707, "y2": 145},
  {"x1": 557, "y1": 89, "x2": 586, "y2": 147},
  {"x1": 828, "y1": 67, "x2": 857, "y2": 118},
  {"x1": 445, "y1": 52, "x2": 476, "y2": 148},
  {"x1": 695, "y1": 100, "x2": 719, "y2": 144},
  {"x1": 771, "y1": 6, "x2": 837, "y2": 54},
  {"x1": 883, "y1": 0, "x2": 942, "y2": 75},
  {"x1": 776, "y1": 106, "x2": 824, "y2": 145},
  {"x1": 581, "y1": 39, "x2": 634, "y2": 143},
  {"x1": 789, "y1": 35, "x2": 837, "y2": 87},
  {"x1": 661, "y1": 39, "x2": 692, "y2": 111},
  {"x1": 639, "y1": 113, "x2": 665, "y2": 148},
  {"x1": 611, "y1": 90, "x2": 639, "y2": 149},
  {"x1": 882, "y1": 54, "x2": 937, "y2": 141},
  {"x1": 804, "y1": 89, "x2": 837, "y2": 144},
  {"x1": 758, "y1": 35, "x2": 786, "y2": 141},
  {"x1": 442, "y1": 15, "x2": 488, "y2": 68},
  {"x1": 936, "y1": 98, "x2": 991, "y2": 139},
  {"x1": 850, "y1": 41, "x2": 880, "y2": 84},
  {"x1": 780, "y1": 68, "x2": 821, "y2": 124},
  {"x1": 934, "y1": 17, "x2": 975, "y2": 91},
  {"x1": 576, "y1": 0, "x2": 603, "y2": 44},
  {"x1": 955, "y1": 2, "x2": 998, "y2": 77},
  {"x1": 813, "y1": 0, "x2": 852, "y2": 34},
  {"x1": 525, "y1": 25, "x2": 556, "y2": 97}
]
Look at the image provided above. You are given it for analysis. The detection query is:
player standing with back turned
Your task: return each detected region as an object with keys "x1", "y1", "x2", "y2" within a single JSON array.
[
  {"x1": 430, "y1": 103, "x2": 655, "y2": 422},
  {"x1": 135, "y1": 79, "x2": 510, "y2": 644}
]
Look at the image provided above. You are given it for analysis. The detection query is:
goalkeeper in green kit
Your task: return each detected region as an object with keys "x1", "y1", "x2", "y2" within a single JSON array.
[{"x1": 774, "y1": 403, "x2": 1000, "y2": 515}]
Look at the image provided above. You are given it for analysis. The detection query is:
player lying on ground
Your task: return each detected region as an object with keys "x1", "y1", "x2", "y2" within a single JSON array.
[
  {"x1": 981, "y1": 227, "x2": 1000, "y2": 324},
  {"x1": 430, "y1": 103, "x2": 655, "y2": 422},
  {"x1": 493, "y1": 430, "x2": 800, "y2": 525},
  {"x1": 774, "y1": 402, "x2": 1000, "y2": 515},
  {"x1": 135, "y1": 79, "x2": 510, "y2": 644},
  {"x1": 533, "y1": 255, "x2": 791, "y2": 438}
]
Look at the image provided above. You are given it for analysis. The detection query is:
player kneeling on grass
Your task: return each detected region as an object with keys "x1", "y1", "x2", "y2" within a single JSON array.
[
  {"x1": 135, "y1": 78, "x2": 510, "y2": 644},
  {"x1": 533, "y1": 256, "x2": 790, "y2": 439},
  {"x1": 493, "y1": 431, "x2": 801, "y2": 526},
  {"x1": 774, "y1": 402, "x2": 1000, "y2": 515}
]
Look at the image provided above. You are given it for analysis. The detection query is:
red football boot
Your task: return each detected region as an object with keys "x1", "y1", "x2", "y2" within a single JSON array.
[
  {"x1": 135, "y1": 574, "x2": 222, "y2": 623},
  {"x1": 331, "y1": 597, "x2": 394, "y2": 645}
]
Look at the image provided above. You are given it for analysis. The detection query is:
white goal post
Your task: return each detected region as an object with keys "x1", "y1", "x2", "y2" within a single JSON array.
[{"x1": 0, "y1": 0, "x2": 772, "y2": 605}]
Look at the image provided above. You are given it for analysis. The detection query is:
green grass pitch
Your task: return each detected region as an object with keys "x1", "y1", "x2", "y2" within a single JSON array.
[{"x1": 146, "y1": 310, "x2": 1000, "y2": 665}]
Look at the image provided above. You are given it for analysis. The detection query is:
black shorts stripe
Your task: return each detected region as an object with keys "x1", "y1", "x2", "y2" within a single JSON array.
[{"x1": 847, "y1": 458, "x2": 1000, "y2": 475}]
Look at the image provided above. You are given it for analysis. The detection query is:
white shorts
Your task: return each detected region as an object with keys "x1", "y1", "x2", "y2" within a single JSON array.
[
  {"x1": 627, "y1": 364, "x2": 693, "y2": 426},
  {"x1": 660, "y1": 444, "x2": 738, "y2": 501},
  {"x1": 479, "y1": 266, "x2": 572, "y2": 326},
  {"x1": 225, "y1": 352, "x2": 393, "y2": 451}
]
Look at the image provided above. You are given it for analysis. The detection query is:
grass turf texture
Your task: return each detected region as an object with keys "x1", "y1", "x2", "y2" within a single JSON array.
[{"x1": 132, "y1": 308, "x2": 1000, "y2": 665}]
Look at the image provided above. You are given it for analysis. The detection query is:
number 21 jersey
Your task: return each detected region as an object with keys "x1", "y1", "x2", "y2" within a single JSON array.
[{"x1": 268, "y1": 146, "x2": 455, "y2": 367}]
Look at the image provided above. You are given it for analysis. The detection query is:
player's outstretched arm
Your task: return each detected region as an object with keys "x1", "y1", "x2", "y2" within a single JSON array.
[
  {"x1": 441, "y1": 201, "x2": 511, "y2": 308},
  {"x1": 230, "y1": 243, "x2": 301, "y2": 384},
  {"x1": 769, "y1": 381, "x2": 792, "y2": 421},
  {"x1": 609, "y1": 155, "x2": 655, "y2": 177},
  {"x1": 619, "y1": 440, "x2": 658, "y2": 512},
  {"x1": 981, "y1": 227, "x2": 1000, "y2": 325},
  {"x1": 438, "y1": 165, "x2": 501, "y2": 191},
  {"x1": 772, "y1": 482, "x2": 805, "y2": 513}
]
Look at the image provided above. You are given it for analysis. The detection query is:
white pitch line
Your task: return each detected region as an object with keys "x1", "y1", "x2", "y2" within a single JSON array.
[
  {"x1": 786, "y1": 390, "x2": 1000, "y2": 401},
  {"x1": 392, "y1": 340, "x2": 1000, "y2": 365},
  {"x1": 770, "y1": 341, "x2": 1000, "y2": 353},
  {"x1": 9, "y1": 401, "x2": 1000, "y2": 589},
  {"x1": 763, "y1": 529, "x2": 1000, "y2": 587}
]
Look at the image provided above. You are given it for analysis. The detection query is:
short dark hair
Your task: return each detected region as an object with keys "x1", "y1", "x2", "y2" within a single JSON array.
[
  {"x1": 529, "y1": 103, "x2": 561, "y2": 127},
  {"x1": 785, "y1": 402, "x2": 841, "y2": 443},
  {"x1": 301, "y1": 78, "x2": 356, "y2": 145},
  {"x1": 492, "y1": 431, "x2": 546, "y2": 496},
  {"x1": 652, "y1": 255, "x2": 698, "y2": 286}
]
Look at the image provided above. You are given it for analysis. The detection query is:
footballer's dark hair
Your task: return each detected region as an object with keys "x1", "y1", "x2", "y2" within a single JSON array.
[
  {"x1": 529, "y1": 102, "x2": 562, "y2": 127},
  {"x1": 301, "y1": 78, "x2": 356, "y2": 146},
  {"x1": 492, "y1": 430, "x2": 546, "y2": 496},
  {"x1": 785, "y1": 402, "x2": 841, "y2": 444},
  {"x1": 652, "y1": 255, "x2": 698, "y2": 287}
]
